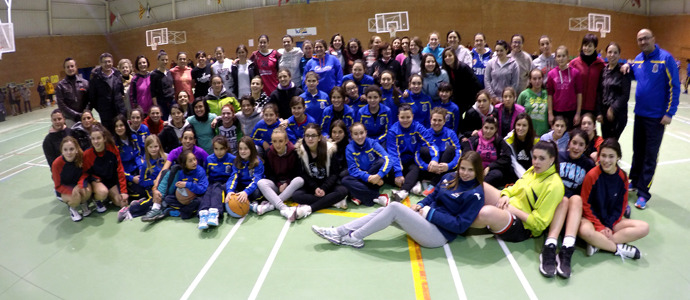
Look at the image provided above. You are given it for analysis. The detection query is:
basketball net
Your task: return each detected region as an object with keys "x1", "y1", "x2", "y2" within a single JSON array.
[
  {"x1": 600, "y1": 29, "x2": 607, "y2": 38},
  {"x1": 388, "y1": 26, "x2": 396, "y2": 38},
  {"x1": 152, "y1": 42, "x2": 157, "y2": 51}
]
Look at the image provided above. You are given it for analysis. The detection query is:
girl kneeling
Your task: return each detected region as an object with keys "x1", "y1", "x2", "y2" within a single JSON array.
[
  {"x1": 225, "y1": 137, "x2": 265, "y2": 217},
  {"x1": 53, "y1": 136, "x2": 92, "y2": 221}
]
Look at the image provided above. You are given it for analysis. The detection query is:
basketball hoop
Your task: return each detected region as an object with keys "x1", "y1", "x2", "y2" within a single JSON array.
[{"x1": 387, "y1": 24, "x2": 397, "y2": 38}]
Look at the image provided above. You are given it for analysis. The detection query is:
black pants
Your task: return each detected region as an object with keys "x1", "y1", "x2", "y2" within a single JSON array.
[
  {"x1": 420, "y1": 146, "x2": 457, "y2": 185},
  {"x1": 341, "y1": 159, "x2": 385, "y2": 206},
  {"x1": 292, "y1": 185, "x2": 348, "y2": 212},
  {"x1": 601, "y1": 111, "x2": 628, "y2": 140},
  {"x1": 629, "y1": 115, "x2": 665, "y2": 201}
]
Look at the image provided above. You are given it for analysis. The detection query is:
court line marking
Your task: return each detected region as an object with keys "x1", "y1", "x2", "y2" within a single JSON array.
[
  {"x1": 180, "y1": 217, "x2": 246, "y2": 300},
  {"x1": 0, "y1": 126, "x2": 47, "y2": 143},
  {"x1": 667, "y1": 132, "x2": 690, "y2": 144},
  {"x1": 248, "y1": 220, "x2": 291, "y2": 300},
  {"x1": 0, "y1": 165, "x2": 34, "y2": 182},
  {"x1": 658, "y1": 158, "x2": 690, "y2": 166},
  {"x1": 25, "y1": 162, "x2": 49, "y2": 168},
  {"x1": 0, "y1": 118, "x2": 49, "y2": 134},
  {"x1": 402, "y1": 197, "x2": 431, "y2": 300},
  {"x1": 497, "y1": 238, "x2": 538, "y2": 300},
  {"x1": 408, "y1": 236, "x2": 431, "y2": 300},
  {"x1": 0, "y1": 142, "x2": 43, "y2": 162},
  {"x1": 443, "y1": 244, "x2": 468, "y2": 300},
  {"x1": 317, "y1": 208, "x2": 368, "y2": 218},
  {"x1": 0, "y1": 155, "x2": 45, "y2": 177}
]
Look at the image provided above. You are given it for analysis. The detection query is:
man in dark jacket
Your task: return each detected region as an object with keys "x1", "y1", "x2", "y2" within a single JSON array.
[
  {"x1": 56, "y1": 58, "x2": 90, "y2": 127},
  {"x1": 88, "y1": 53, "x2": 125, "y2": 132}
]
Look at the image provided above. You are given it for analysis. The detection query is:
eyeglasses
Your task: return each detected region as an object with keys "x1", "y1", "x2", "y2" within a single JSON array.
[{"x1": 305, "y1": 134, "x2": 319, "y2": 139}]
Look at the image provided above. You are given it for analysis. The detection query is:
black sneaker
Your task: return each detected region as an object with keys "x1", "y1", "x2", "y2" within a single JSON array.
[
  {"x1": 539, "y1": 244, "x2": 557, "y2": 278},
  {"x1": 556, "y1": 246, "x2": 575, "y2": 279},
  {"x1": 624, "y1": 205, "x2": 631, "y2": 218}
]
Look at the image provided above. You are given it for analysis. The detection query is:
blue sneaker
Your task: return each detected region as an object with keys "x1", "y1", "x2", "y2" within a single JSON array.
[
  {"x1": 168, "y1": 208, "x2": 181, "y2": 217},
  {"x1": 635, "y1": 197, "x2": 647, "y2": 210}
]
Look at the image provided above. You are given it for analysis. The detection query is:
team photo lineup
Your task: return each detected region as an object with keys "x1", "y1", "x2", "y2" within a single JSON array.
[{"x1": 40, "y1": 27, "x2": 679, "y2": 280}]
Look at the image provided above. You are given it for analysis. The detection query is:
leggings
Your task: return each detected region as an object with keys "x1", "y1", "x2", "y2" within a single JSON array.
[
  {"x1": 257, "y1": 177, "x2": 304, "y2": 211},
  {"x1": 336, "y1": 202, "x2": 447, "y2": 248}
]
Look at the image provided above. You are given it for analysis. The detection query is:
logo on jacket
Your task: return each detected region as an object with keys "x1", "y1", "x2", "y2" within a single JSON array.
[
  {"x1": 380, "y1": 117, "x2": 386, "y2": 125},
  {"x1": 320, "y1": 101, "x2": 326, "y2": 109},
  {"x1": 652, "y1": 64, "x2": 659, "y2": 73},
  {"x1": 410, "y1": 136, "x2": 417, "y2": 144},
  {"x1": 368, "y1": 152, "x2": 375, "y2": 161}
]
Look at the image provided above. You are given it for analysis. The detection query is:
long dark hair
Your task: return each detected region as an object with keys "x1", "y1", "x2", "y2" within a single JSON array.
[
  {"x1": 421, "y1": 53, "x2": 441, "y2": 76},
  {"x1": 445, "y1": 151, "x2": 484, "y2": 190},
  {"x1": 533, "y1": 140, "x2": 560, "y2": 173},
  {"x1": 330, "y1": 119, "x2": 349, "y2": 149},
  {"x1": 441, "y1": 47, "x2": 458, "y2": 71},
  {"x1": 380, "y1": 70, "x2": 401, "y2": 107},
  {"x1": 178, "y1": 150, "x2": 196, "y2": 173},
  {"x1": 113, "y1": 114, "x2": 137, "y2": 145},
  {"x1": 302, "y1": 123, "x2": 327, "y2": 169},
  {"x1": 234, "y1": 136, "x2": 260, "y2": 169},
  {"x1": 513, "y1": 113, "x2": 536, "y2": 153}
]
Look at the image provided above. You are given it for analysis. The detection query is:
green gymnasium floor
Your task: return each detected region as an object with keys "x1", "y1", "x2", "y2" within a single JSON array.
[{"x1": 1, "y1": 83, "x2": 689, "y2": 300}]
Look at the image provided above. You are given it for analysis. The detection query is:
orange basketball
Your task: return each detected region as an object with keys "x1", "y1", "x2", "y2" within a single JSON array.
[
  {"x1": 175, "y1": 187, "x2": 196, "y2": 205},
  {"x1": 226, "y1": 193, "x2": 249, "y2": 218}
]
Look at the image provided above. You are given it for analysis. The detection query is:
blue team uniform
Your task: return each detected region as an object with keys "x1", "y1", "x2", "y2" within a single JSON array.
[
  {"x1": 432, "y1": 101, "x2": 461, "y2": 132},
  {"x1": 401, "y1": 90, "x2": 433, "y2": 127},
  {"x1": 286, "y1": 115, "x2": 317, "y2": 143},
  {"x1": 356, "y1": 104, "x2": 392, "y2": 145},
  {"x1": 300, "y1": 90, "x2": 330, "y2": 122},
  {"x1": 387, "y1": 121, "x2": 439, "y2": 177}
]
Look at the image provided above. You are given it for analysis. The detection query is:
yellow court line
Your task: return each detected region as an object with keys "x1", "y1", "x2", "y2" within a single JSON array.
[
  {"x1": 316, "y1": 208, "x2": 368, "y2": 218},
  {"x1": 403, "y1": 197, "x2": 431, "y2": 300}
]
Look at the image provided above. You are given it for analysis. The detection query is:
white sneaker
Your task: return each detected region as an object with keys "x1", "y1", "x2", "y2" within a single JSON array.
[
  {"x1": 280, "y1": 207, "x2": 297, "y2": 222},
  {"x1": 256, "y1": 201, "x2": 276, "y2": 215},
  {"x1": 81, "y1": 202, "x2": 92, "y2": 217},
  {"x1": 198, "y1": 210, "x2": 209, "y2": 230},
  {"x1": 615, "y1": 244, "x2": 641, "y2": 260},
  {"x1": 69, "y1": 207, "x2": 82, "y2": 222},
  {"x1": 586, "y1": 244, "x2": 599, "y2": 256},
  {"x1": 340, "y1": 233, "x2": 365, "y2": 248},
  {"x1": 373, "y1": 194, "x2": 390, "y2": 206},
  {"x1": 94, "y1": 200, "x2": 107, "y2": 213},
  {"x1": 333, "y1": 198, "x2": 348, "y2": 209},
  {"x1": 207, "y1": 208, "x2": 219, "y2": 226},
  {"x1": 411, "y1": 182, "x2": 423, "y2": 196},
  {"x1": 392, "y1": 190, "x2": 409, "y2": 202},
  {"x1": 296, "y1": 205, "x2": 312, "y2": 220},
  {"x1": 311, "y1": 225, "x2": 343, "y2": 244}
]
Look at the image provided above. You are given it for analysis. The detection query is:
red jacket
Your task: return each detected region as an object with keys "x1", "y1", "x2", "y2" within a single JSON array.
[
  {"x1": 569, "y1": 56, "x2": 605, "y2": 112},
  {"x1": 144, "y1": 116, "x2": 165, "y2": 135},
  {"x1": 52, "y1": 156, "x2": 83, "y2": 195},
  {"x1": 79, "y1": 144, "x2": 127, "y2": 194}
]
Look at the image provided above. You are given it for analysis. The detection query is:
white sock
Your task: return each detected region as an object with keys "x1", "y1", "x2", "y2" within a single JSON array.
[
  {"x1": 562, "y1": 236, "x2": 576, "y2": 248},
  {"x1": 545, "y1": 237, "x2": 558, "y2": 247},
  {"x1": 152, "y1": 203, "x2": 161, "y2": 210}
]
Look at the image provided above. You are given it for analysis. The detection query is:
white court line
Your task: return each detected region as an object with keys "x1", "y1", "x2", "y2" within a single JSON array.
[
  {"x1": 0, "y1": 155, "x2": 45, "y2": 177},
  {"x1": 25, "y1": 162, "x2": 49, "y2": 168},
  {"x1": 0, "y1": 165, "x2": 34, "y2": 182},
  {"x1": 0, "y1": 126, "x2": 47, "y2": 143},
  {"x1": 248, "y1": 220, "x2": 291, "y2": 300},
  {"x1": 497, "y1": 238, "x2": 538, "y2": 300},
  {"x1": 443, "y1": 244, "x2": 468, "y2": 300},
  {"x1": 0, "y1": 141, "x2": 43, "y2": 162},
  {"x1": 0, "y1": 118, "x2": 49, "y2": 134},
  {"x1": 658, "y1": 158, "x2": 690, "y2": 166},
  {"x1": 667, "y1": 132, "x2": 690, "y2": 144},
  {"x1": 180, "y1": 217, "x2": 246, "y2": 300}
]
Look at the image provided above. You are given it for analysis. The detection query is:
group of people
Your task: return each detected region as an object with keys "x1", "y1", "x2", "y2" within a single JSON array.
[{"x1": 42, "y1": 27, "x2": 679, "y2": 280}]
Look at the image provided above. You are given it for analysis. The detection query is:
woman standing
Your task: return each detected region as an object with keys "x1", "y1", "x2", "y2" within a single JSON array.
[
  {"x1": 442, "y1": 48, "x2": 481, "y2": 113},
  {"x1": 395, "y1": 36, "x2": 410, "y2": 66},
  {"x1": 250, "y1": 35, "x2": 282, "y2": 95},
  {"x1": 232, "y1": 45, "x2": 258, "y2": 98},
  {"x1": 445, "y1": 30, "x2": 472, "y2": 66},
  {"x1": 401, "y1": 37, "x2": 424, "y2": 90},
  {"x1": 278, "y1": 35, "x2": 304, "y2": 88},
  {"x1": 211, "y1": 46, "x2": 235, "y2": 96},
  {"x1": 187, "y1": 99, "x2": 218, "y2": 154},
  {"x1": 170, "y1": 52, "x2": 195, "y2": 104},
  {"x1": 484, "y1": 40, "x2": 519, "y2": 103},
  {"x1": 303, "y1": 39, "x2": 343, "y2": 95},
  {"x1": 343, "y1": 38, "x2": 364, "y2": 75},
  {"x1": 569, "y1": 34, "x2": 605, "y2": 115},
  {"x1": 329, "y1": 33, "x2": 346, "y2": 70},
  {"x1": 130, "y1": 55, "x2": 153, "y2": 114},
  {"x1": 598, "y1": 42, "x2": 632, "y2": 140},
  {"x1": 192, "y1": 51, "x2": 212, "y2": 99},
  {"x1": 118, "y1": 59, "x2": 134, "y2": 114},
  {"x1": 299, "y1": 40, "x2": 314, "y2": 81},
  {"x1": 150, "y1": 50, "x2": 175, "y2": 120},
  {"x1": 470, "y1": 33, "x2": 492, "y2": 89},
  {"x1": 421, "y1": 54, "x2": 449, "y2": 102}
]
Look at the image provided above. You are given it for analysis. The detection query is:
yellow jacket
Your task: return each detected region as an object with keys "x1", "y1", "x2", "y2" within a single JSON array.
[{"x1": 501, "y1": 164, "x2": 564, "y2": 237}]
